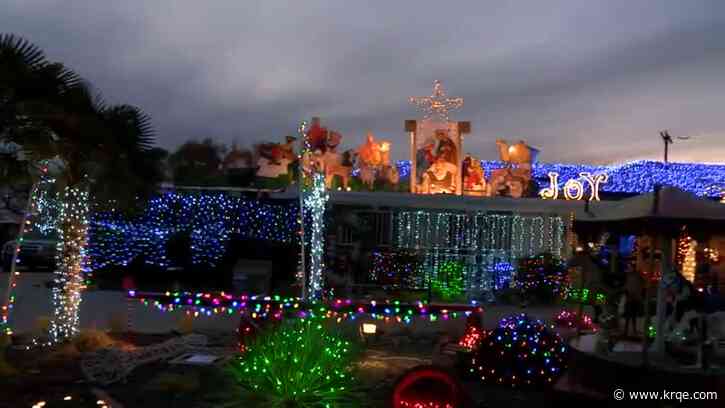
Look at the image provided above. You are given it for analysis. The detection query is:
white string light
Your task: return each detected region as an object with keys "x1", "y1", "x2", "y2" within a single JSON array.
[
  {"x1": 48, "y1": 186, "x2": 89, "y2": 343},
  {"x1": 409, "y1": 80, "x2": 464, "y2": 122}
]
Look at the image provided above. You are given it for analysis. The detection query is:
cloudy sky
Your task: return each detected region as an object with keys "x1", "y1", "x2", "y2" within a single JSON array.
[{"x1": 3, "y1": 1, "x2": 725, "y2": 163}]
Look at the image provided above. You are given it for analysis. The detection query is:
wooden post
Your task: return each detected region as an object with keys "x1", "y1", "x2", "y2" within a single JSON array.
[
  {"x1": 654, "y1": 234, "x2": 674, "y2": 356},
  {"x1": 642, "y1": 234, "x2": 655, "y2": 366},
  {"x1": 406, "y1": 120, "x2": 417, "y2": 194}
]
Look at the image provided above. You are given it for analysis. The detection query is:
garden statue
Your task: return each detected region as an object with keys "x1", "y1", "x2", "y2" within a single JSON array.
[
  {"x1": 307, "y1": 117, "x2": 328, "y2": 152},
  {"x1": 379, "y1": 164, "x2": 400, "y2": 186},
  {"x1": 359, "y1": 164, "x2": 376, "y2": 189},
  {"x1": 319, "y1": 149, "x2": 355, "y2": 189},
  {"x1": 356, "y1": 132, "x2": 396, "y2": 190},
  {"x1": 255, "y1": 136, "x2": 296, "y2": 179},
  {"x1": 462, "y1": 154, "x2": 486, "y2": 196},
  {"x1": 415, "y1": 138, "x2": 436, "y2": 186},
  {"x1": 357, "y1": 131, "x2": 384, "y2": 167},
  {"x1": 421, "y1": 157, "x2": 457, "y2": 194}
]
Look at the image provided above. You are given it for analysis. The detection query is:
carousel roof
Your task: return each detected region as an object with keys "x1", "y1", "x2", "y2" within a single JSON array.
[{"x1": 578, "y1": 186, "x2": 725, "y2": 223}]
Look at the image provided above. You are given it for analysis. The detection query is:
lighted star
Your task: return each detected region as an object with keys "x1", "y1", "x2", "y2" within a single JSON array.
[{"x1": 409, "y1": 80, "x2": 464, "y2": 122}]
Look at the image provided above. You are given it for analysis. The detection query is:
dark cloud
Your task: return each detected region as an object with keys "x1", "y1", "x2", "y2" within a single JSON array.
[{"x1": 3, "y1": 0, "x2": 725, "y2": 163}]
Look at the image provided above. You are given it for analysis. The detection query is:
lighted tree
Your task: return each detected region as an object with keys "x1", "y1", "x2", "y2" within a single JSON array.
[{"x1": 1, "y1": 34, "x2": 163, "y2": 342}]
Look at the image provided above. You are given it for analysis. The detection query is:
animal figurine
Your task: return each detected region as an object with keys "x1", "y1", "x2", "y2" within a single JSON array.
[
  {"x1": 255, "y1": 136, "x2": 296, "y2": 179},
  {"x1": 307, "y1": 117, "x2": 328, "y2": 152},
  {"x1": 379, "y1": 164, "x2": 400, "y2": 186},
  {"x1": 488, "y1": 139, "x2": 539, "y2": 197},
  {"x1": 319, "y1": 149, "x2": 355, "y2": 189},
  {"x1": 358, "y1": 132, "x2": 384, "y2": 167},
  {"x1": 359, "y1": 164, "x2": 376, "y2": 190}
]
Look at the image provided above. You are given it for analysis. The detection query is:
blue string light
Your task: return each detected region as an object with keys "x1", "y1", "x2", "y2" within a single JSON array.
[
  {"x1": 386, "y1": 160, "x2": 725, "y2": 197},
  {"x1": 87, "y1": 192, "x2": 299, "y2": 270}
]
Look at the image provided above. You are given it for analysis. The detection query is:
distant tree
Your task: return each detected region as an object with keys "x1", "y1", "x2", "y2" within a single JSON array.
[
  {"x1": 168, "y1": 138, "x2": 226, "y2": 186},
  {"x1": 0, "y1": 33, "x2": 164, "y2": 341}
]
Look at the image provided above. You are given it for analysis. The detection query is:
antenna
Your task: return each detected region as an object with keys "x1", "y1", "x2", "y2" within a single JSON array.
[{"x1": 659, "y1": 130, "x2": 691, "y2": 163}]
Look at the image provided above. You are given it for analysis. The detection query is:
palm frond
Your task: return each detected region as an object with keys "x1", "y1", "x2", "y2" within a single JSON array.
[{"x1": 0, "y1": 33, "x2": 47, "y2": 69}]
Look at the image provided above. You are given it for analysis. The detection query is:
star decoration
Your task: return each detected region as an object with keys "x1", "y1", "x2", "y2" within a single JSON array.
[{"x1": 409, "y1": 80, "x2": 464, "y2": 122}]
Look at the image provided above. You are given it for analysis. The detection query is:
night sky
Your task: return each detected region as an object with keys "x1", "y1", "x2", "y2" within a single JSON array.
[{"x1": 4, "y1": 1, "x2": 725, "y2": 163}]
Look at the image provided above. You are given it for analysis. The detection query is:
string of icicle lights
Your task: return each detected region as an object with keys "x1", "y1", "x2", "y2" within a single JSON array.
[
  {"x1": 301, "y1": 172, "x2": 328, "y2": 299},
  {"x1": 395, "y1": 210, "x2": 566, "y2": 298}
]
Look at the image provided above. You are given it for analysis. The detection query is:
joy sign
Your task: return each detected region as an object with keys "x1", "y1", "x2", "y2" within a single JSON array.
[{"x1": 539, "y1": 172, "x2": 608, "y2": 201}]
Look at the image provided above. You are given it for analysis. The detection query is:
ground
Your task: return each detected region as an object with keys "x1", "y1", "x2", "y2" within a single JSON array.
[{"x1": 0, "y1": 271, "x2": 696, "y2": 407}]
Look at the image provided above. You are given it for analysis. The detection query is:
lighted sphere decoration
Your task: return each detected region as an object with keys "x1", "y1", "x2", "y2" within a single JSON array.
[
  {"x1": 469, "y1": 313, "x2": 568, "y2": 388},
  {"x1": 392, "y1": 365, "x2": 466, "y2": 408}
]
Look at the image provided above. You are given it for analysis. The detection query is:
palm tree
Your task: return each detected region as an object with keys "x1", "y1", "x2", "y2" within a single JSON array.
[{"x1": 1, "y1": 34, "x2": 163, "y2": 342}]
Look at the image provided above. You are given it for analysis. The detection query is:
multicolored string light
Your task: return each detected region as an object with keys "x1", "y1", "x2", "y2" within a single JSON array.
[
  {"x1": 127, "y1": 291, "x2": 482, "y2": 325},
  {"x1": 468, "y1": 313, "x2": 568, "y2": 388},
  {"x1": 553, "y1": 309, "x2": 596, "y2": 332},
  {"x1": 2, "y1": 169, "x2": 56, "y2": 336}
]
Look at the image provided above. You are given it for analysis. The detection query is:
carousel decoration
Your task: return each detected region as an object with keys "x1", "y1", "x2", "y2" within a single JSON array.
[{"x1": 407, "y1": 80, "x2": 470, "y2": 195}]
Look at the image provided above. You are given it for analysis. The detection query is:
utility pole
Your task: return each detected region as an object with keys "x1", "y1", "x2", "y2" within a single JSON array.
[{"x1": 659, "y1": 130, "x2": 690, "y2": 163}]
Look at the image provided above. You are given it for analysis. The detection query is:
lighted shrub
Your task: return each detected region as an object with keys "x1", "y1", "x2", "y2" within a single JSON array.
[{"x1": 229, "y1": 320, "x2": 358, "y2": 407}]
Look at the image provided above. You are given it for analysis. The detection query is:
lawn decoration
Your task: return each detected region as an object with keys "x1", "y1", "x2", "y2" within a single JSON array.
[
  {"x1": 369, "y1": 249, "x2": 422, "y2": 288},
  {"x1": 468, "y1": 313, "x2": 568, "y2": 388},
  {"x1": 229, "y1": 320, "x2": 357, "y2": 407},
  {"x1": 462, "y1": 154, "x2": 486, "y2": 196},
  {"x1": 553, "y1": 309, "x2": 597, "y2": 332},
  {"x1": 392, "y1": 365, "x2": 465, "y2": 408},
  {"x1": 431, "y1": 260, "x2": 466, "y2": 301},
  {"x1": 514, "y1": 254, "x2": 567, "y2": 300},
  {"x1": 356, "y1": 132, "x2": 396, "y2": 190},
  {"x1": 488, "y1": 139, "x2": 538, "y2": 198},
  {"x1": 81, "y1": 334, "x2": 207, "y2": 385},
  {"x1": 319, "y1": 149, "x2": 355, "y2": 190},
  {"x1": 254, "y1": 136, "x2": 296, "y2": 179},
  {"x1": 458, "y1": 313, "x2": 485, "y2": 351}
]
